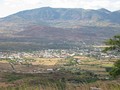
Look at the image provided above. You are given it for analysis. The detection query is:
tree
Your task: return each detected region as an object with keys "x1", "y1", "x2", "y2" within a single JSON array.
[
  {"x1": 109, "y1": 60, "x2": 120, "y2": 77},
  {"x1": 103, "y1": 35, "x2": 120, "y2": 53},
  {"x1": 104, "y1": 35, "x2": 120, "y2": 77}
]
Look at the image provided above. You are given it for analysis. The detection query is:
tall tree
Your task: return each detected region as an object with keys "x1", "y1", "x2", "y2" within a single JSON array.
[
  {"x1": 103, "y1": 35, "x2": 120, "y2": 53},
  {"x1": 104, "y1": 35, "x2": 120, "y2": 77}
]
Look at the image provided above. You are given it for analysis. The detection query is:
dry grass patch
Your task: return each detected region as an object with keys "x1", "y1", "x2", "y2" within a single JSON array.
[{"x1": 32, "y1": 58, "x2": 63, "y2": 65}]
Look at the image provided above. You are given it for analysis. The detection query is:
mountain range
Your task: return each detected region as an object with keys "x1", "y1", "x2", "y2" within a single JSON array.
[
  {"x1": 0, "y1": 7, "x2": 120, "y2": 51},
  {"x1": 1, "y1": 7, "x2": 120, "y2": 23}
]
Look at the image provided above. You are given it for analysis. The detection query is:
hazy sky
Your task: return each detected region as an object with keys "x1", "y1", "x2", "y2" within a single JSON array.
[{"x1": 0, "y1": 0, "x2": 120, "y2": 18}]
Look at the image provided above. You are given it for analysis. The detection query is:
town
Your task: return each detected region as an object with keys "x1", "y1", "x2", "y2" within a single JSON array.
[
  {"x1": 0, "y1": 46, "x2": 119, "y2": 60},
  {"x1": 0, "y1": 46, "x2": 119, "y2": 76}
]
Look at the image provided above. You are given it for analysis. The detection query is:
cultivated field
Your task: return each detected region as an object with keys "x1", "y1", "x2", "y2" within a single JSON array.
[{"x1": 0, "y1": 55, "x2": 119, "y2": 90}]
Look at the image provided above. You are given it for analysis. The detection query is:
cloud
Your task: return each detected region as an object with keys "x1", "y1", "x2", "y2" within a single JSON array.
[
  {"x1": 0, "y1": 0, "x2": 120, "y2": 17},
  {"x1": 0, "y1": 0, "x2": 41, "y2": 17},
  {"x1": 47, "y1": 0, "x2": 120, "y2": 10}
]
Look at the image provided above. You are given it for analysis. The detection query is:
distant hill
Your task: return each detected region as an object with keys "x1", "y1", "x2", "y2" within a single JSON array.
[
  {"x1": 0, "y1": 7, "x2": 120, "y2": 30},
  {"x1": 0, "y1": 7, "x2": 120, "y2": 51},
  {"x1": 1, "y1": 7, "x2": 120, "y2": 22}
]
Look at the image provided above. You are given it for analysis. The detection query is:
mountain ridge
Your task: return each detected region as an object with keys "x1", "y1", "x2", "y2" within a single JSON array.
[
  {"x1": 1, "y1": 7, "x2": 120, "y2": 22},
  {"x1": 0, "y1": 7, "x2": 120, "y2": 50},
  {"x1": 0, "y1": 7, "x2": 120, "y2": 31}
]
